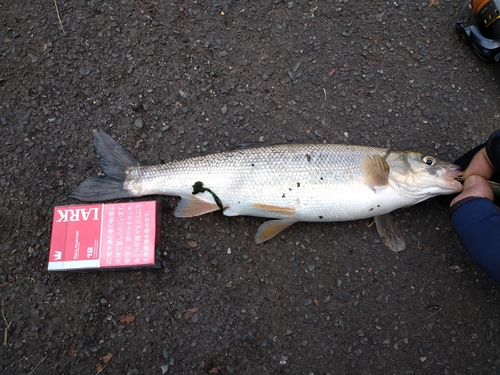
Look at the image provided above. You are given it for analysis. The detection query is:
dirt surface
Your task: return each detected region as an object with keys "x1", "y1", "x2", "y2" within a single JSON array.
[{"x1": 2, "y1": 0, "x2": 500, "y2": 374}]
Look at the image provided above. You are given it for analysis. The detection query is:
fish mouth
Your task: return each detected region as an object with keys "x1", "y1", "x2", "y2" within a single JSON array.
[{"x1": 445, "y1": 165, "x2": 464, "y2": 192}]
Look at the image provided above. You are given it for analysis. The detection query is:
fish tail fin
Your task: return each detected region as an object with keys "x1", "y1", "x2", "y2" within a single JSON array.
[{"x1": 69, "y1": 131, "x2": 139, "y2": 201}]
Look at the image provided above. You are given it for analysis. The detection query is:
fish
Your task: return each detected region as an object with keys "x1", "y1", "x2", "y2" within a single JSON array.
[{"x1": 70, "y1": 131, "x2": 463, "y2": 251}]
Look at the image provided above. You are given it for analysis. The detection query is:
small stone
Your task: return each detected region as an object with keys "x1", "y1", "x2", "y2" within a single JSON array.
[
  {"x1": 27, "y1": 52, "x2": 38, "y2": 63},
  {"x1": 134, "y1": 118, "x2": 143, "y2": 129},
  {"x1": 441, "y1": 321, "x2": 453, "y2": 330},
  {"x1": 14, "y1": 341, "x2": 24, "y2": 349},
  {"x1": 342, "y1": 291, "x2": 351, "y2": 302}
]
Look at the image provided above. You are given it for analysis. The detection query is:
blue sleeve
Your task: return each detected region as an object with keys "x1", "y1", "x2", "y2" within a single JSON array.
[{"x1": 451, "y1": 197, "x2": 500, "y2": 283}]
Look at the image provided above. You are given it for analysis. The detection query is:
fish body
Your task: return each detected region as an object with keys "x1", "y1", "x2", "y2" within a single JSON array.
[{"x1": 70, "y1": 131, "x2": 463, "y2": 251}]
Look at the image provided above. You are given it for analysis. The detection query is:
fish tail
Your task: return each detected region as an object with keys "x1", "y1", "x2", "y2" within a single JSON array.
[{"x1": 69, "y1": 131, "x2": 139, "y2": 201}]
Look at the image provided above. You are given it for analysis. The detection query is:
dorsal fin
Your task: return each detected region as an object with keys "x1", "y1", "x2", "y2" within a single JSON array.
[{"x1": 234, "y1": 141, "x2": 280, "y2": 150}]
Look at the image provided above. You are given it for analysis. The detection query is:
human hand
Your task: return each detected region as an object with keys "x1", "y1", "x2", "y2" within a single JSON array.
[
  {"x1": 450, "y1": 147, "x2": 495, "y2": 206},
  {"x1": 449, "y1": 130, "x2": 500, "y2": 284},
  {"x1": 451, "y1": 130, "x2": 500, "y2": 206}
]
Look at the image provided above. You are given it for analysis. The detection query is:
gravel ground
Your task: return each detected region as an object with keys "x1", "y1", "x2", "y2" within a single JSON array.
[{"x1": 2, "y1": 0, "x2": 500, "y2": 374}]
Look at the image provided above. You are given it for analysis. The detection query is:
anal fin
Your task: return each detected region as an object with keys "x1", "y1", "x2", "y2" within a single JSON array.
[
  {"x1": 255, "y1": 219, "x2": 297, "y2": 244},
  {"x1": 174, "y1": 195, "x2": 221, "y2": 217},
  {"x1": 374, "y1": 214, "x2": 406, "y2": 252}
]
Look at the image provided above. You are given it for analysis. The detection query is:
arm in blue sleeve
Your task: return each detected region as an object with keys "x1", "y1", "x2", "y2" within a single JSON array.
[{"x1": 451, "y1": 197, "x2": 500, "y2": 283}]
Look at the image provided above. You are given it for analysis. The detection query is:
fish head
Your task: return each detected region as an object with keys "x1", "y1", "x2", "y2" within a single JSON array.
[{"x1": 385, "y1": 151, "x2": 463, "y2": 202}]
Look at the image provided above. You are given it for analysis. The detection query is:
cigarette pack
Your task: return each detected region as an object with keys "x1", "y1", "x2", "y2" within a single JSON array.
[{"x1": 48, "y1": 201, "x2": 161, "y2": 271}]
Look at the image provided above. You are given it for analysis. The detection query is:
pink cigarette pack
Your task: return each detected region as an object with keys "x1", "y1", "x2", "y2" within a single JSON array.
[{"x1": 48, "y1": 201, "x2": 161, "y2": 271}]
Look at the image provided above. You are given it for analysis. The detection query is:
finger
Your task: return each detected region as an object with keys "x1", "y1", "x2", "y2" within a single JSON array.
[
  {"x1": 450, "y1": 175, "x2": 494, "y2": 206},
  {"x1": 462, "y1": 147, "x2": 496, "y2": 180}
]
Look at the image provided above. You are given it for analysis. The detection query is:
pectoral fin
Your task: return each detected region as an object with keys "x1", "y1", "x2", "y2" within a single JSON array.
[
  {"x1": 374, "y1": 214, "x2": 406, "y2": 252},
  {"x1": 361, "y1": 154, "x2": 390, "y2": 189},
  {"x1": 174, "y1": 195, "x2": 221, "y2": 217},
  {"x1": 252, "y1": 203, "x2": 296, "y2": 215},
  {"x1": 255, "y1": 219, "x2": 297, "y2": 244}
]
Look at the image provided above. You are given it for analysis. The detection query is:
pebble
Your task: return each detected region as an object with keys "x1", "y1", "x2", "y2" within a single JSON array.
[
  {"x1": 134, "y1": 118, "x2": 143, "y2": 129},
  {"x1": 14, "y1": 341, "x2": 24, "y2": 349},
  {"x1": 27, "y1": 52, "x2": 38, "y2": 63},
  {"x1": 442, "y1": 321, "x2": 453, "y2": 330},
  {"x1": 342, "y1": 291, "x2": 351, "y2": 302}
]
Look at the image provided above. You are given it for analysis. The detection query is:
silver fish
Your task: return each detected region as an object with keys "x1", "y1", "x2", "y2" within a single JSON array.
[{"x1": 70, "y1": 131, "x2": 463, "y2": 251}]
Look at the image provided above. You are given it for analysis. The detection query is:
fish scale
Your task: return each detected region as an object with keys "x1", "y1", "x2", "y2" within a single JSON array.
[
  {"x1": 70, "y1": 131, "x2": 463, "y2": 250},
  {"x1": 124, "y1": 144, "x2": 390, "y2": 221}
]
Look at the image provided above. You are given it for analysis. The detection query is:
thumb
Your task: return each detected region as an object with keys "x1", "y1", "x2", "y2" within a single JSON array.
[{"x1": 450, "y1": 175, "x2": 494, "y2": 206}]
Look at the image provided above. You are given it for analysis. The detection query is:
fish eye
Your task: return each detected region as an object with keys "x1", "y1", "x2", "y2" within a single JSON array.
[{"x1": 422, "y1": 156, "x2": 436, "y2": 166}]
